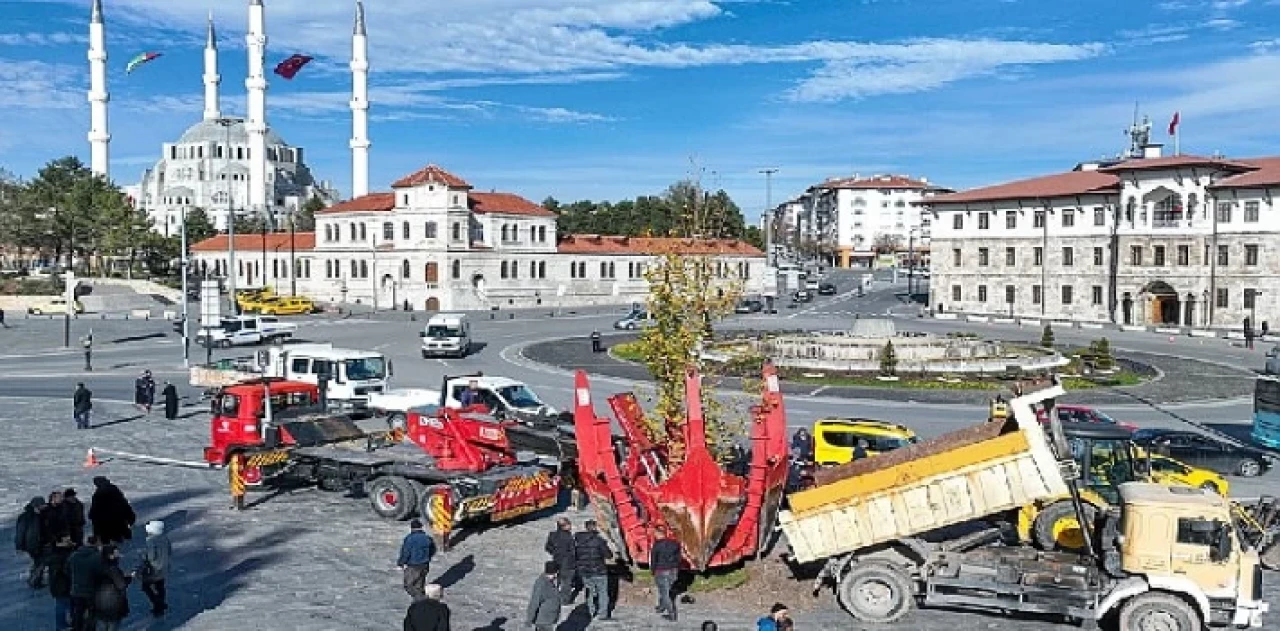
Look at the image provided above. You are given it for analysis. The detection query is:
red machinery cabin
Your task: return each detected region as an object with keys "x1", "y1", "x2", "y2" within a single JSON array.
[
  {"x1": 403, "y1": 406, "x2": 517, "y2": 472},
  {"x1": 203, "y1": 379, "x2": 321, "y2": 468}
]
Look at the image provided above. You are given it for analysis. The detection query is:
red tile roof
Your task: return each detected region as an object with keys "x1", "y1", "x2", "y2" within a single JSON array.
[
  {"x1": 191, "y1": 232, "x2": 317, "y2": 252},
  {"x1": 1212, "y1": 157, "x2": 1280, "y2": 189},
  {"x1": 469, "y1": 192, "x2": 556, "y2": 217},
  {"x1": 317, "y1": 192, "x2": 396, "y2": 214},
  {"x1": 813, "y1": 174, "x2": 948, "y2": 192},
  {"x1": 926, "y1": 170, "x2": 1120, "y2": 205},
  {"x1": 1097, "y1": 154, "x2": 1257, "y2": 173},
  {"x1": 557, "y1": 235, "x2": 764, "y2": 257},
  {"x1": 391, "y1": 164, "x2": 472, "y2": 189}
]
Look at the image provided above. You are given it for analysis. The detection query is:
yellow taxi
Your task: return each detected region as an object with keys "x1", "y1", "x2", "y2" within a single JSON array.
[
  {"x1": 257, "y1": 296, "x2": 315, "y2": 316},
  {"x1": 235, "y1": 287, "x2": 275, "y2": 310},
  {"x1": 1144, "y1": 453, "x2": 1230, "y2": 496},
  {"x1": 812, "y1": 418, "x2": 918, "y2": 466}
]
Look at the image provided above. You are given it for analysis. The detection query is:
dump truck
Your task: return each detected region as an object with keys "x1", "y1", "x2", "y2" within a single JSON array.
[{"x1": 779, "y1": 380, "x2": 1269, "y2": 629}]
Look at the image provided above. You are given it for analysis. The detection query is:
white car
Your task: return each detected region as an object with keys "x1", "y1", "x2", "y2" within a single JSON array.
[{"x1": 195, "y1": 315, "x2": 296, "y2": 348}]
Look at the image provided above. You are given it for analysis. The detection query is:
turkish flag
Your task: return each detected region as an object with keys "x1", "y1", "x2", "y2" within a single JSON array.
[
  {"x1": 1168, "y1": 111, "x2": 1180, "y2": 136},
  {"x1": 273, "y1": 54, "x2": 313, "y2": 80}
]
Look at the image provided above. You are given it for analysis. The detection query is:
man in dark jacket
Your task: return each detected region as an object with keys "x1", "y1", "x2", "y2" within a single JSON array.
[
  {"x1": 62, "y1": 488, "x2": 87, "y2": 545},
  {"x1": 68, "y1": 536, "x2": 104, "y2": 631},
  {"x1": 73, "y1": 383, "x2": 93, "y2": 429},
  {"x1": 47, "y1": 533, "x2": 76, "y2": 630},
  {"x1": 397, "y1": 519, "x2": 436, "y2": 600},
  {"x1": 15, "y1": 496, "x2": 47, "y2": 588},
  {"x1": 44, "y1": 490, "x2": 69, "y2": 542},
  {"x1": 404, "y1": 583, "x2": 451, "y2": 631},
  {"x1": 94, "y1": 545, "x2": 132, "y2": 631},
  {"x1": 88, "y1": 477, "x2": 135, "y2": 545},
  {"x1": 525, "y1": 561, "x2": 562, "y2": 631},
  {"x1": 650, "y1": 524, "x2": 682, "y2": 621},
  {"x1": 135, "y1": 370, "x2": 156, "y2": 413},
  {"x1": 161, "y1": 381, "x2": 180, "y2": 420},
  {"x1": 543, "y1": 517, "x2": 576, "y2": 604},
  {"x1": 573, "y1": 520, "x2": 614, "y2": 620}
]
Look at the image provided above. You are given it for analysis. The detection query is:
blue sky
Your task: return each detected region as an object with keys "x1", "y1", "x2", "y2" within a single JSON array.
[{"x1": 1, "y1": 0, "x2": 1279, "y2": 220}]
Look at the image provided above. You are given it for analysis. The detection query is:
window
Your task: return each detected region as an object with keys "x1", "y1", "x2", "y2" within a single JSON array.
[
  {"x1": 1006, "y1": 213, "x2": 1017, "y2": 229},
  {"x1": 1245, "y1": 201, "x2": 1260, "y2": 223},
  {"x1": 538, "y1": 226, "x2": 547, "y2": 242},
  {"x1": 1092, "y1": 286, "x2": 1103, "y2": 306},
  {"x1": 350, "y1": 260, "x2": 358, "y2": 277},
  {"x1": 953, "y1": 249, "x2": 961, "y2": 266},
  {"x1": 401, "y1": 260, "x2": 410, "y2": 279},
  {"x1": 951, "y1": 285, "x2": 961, "y2": 302},
  {"x1": 402, "y1": 194, "x2": 409, "y2": 206},
  {"x1": 1176, "y1": 518, "x2": 1221, "y2": 547},
  {"x1": 978, "y1": 213, "x2": 990, "y2": 230},
  {"x1": 451, "y1": 223, "x2": 461, "y2": 241},
  {"x1": 402, "y1": 222, "x2": 410, "y2": 240},
  {"x1": 952, "y1": 215, "x2": 963, "y2": 230},
  {"x1": 349, "y1": 223, "x2": 357, "y2": 240},
  {"x1": 451, "y1": 259, "x2": 461, "y2": 279},
  {"x1": 1033, "y1": 247, "x2": 1043, "y2": 266},
  {"x1": 425, "y1": 222, "x2": 438, "y2": 239},
  {"x1": 1153, "y1": 245, "x2": 1166, "y2": 267},
  {"x1": 978, "y1": 248, "x2": 989, "y2": 266},
  {"x1": 600, "y1": 261, "x2": 608, "y2": 278},
  {"x1": 977, "y1": 285, "x2": 988, "y2": 302},
  {"x1": 1177, "y1": 245, "x2": 1190, "y2": 266},
  {"x1": 1218, "y1": 245, "x2": 1229, "y2": 266},
  {"x1": 325, "y1": 260, "x2": 332, "y2": 278},
  {"x1": 577, "y1": 262, "x2": 587, "y2": 278},
  {"x1": 1246, "y1": 244, "x2": 1259, "y2": 266},
  {"x1": 1061, "y1": 286, "x2": 1073, "y2": 305},
  {"x1": 1093, "y1": 246, "x2": 1104, "y2": 266},
  {"x1": 1216, "y1": 202, "x2": 1232, "y2": 223},
  {"x1": 1032, "y1": 285, "x2": 1042, "y2": 305},
  {"x1": 1216, "y1": 287, "x2": 1228, "y2": 308},
  {"x1": 1245, "y1": 288, "x2": 1257, "y2": 310},
  {"x1": 324, "y1": 224, "x2": 333, "y2": 242},
  {"x1": 425, "y1": 262, "x2": 439, "y2": 283},
  {"x1": 1062, "y1": 212, "x2": 1075, "y2": 228},
  {"x1": 510, "y1": 261, "x2": 518, "y2": 279},
  {"x1": 500, "y1": 261, "x2": 509, "y2": 279},
  {"x1": 1062, "y1": 247, "x2": 1074, "y2": 267},
  {"x1": 383, "y1": 222, "x2": 394, "y2": 241},
  {"x1": 1130, "y1": 246, "x2": 1143, "y2": 266},
  {"x1": 1005, "y1": 285, "x2": 1015, "y2": 304},
  {"x1": 1033, "y1": 211, "x2": 1045, "y2": 228},
  {"x1": 538, "y1": 261, "x2": 547, "y2": 278},
  {"x1": 1094, "y1": 207, "x2": 1106, "y2": 226},
  {"x1": 1204, "y1": 244, "x2": 1211, "y2": 265},
  {"x1": 359, "y1": 261, "x2": 368, "y2": 278},
  {"x1": 1005, "y1": 247, "x2": 1016, "y2": 266},
  {"x1": 359, "y1": 224, "x2": 367, "y2": 241},
  {"x1": 608, "y1": 262, "x2": 615, "y2": 278}
]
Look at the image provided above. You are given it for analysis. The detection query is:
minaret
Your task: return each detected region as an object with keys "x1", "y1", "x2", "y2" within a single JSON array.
[
  {"x1": 349, "y1": 0, "x2": 371, "y2": 199},
  {"x1": 203, "y1": 12, "x2": 221, "y2": 121},
  {"x1": 87, "y1": 0, "x2": 110, "y2": 178},
  {"x1": 245, "y1": 0, "x2": 269, "y2": 213}
]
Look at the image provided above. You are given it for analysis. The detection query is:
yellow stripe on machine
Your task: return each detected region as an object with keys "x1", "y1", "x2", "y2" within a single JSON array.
[{"x1": 245, "y1": 450, "x2": 291, "y2": 468}]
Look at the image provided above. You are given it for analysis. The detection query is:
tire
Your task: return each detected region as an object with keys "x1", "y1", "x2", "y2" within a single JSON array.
[
  {"x1": 368, "y1": 476, "x2": 419, "y2": 521},
  {"x1": 1117, "y1": 592, "x2": 1200, "y2": 631},
  {"x1": 421, "y1": 350, "x2": 428, "y2": 359},
  {"x1": 217, "y1": 340, "x2": 232, "y2": 348},
  {"x1": 1200, "y1": 481, "x2": 1223, "y2": 495},
  {"x1": 31, "y1": 308, "x2": 43, "y2": 315},
  {"x1": 1261, "y1": 540, "x2": 1280, "y2": 571},
  {"x1": 1237, "y1": 459, "x2": 1264, "y2": 477},
  {"x1": 1033, "y1": 501, "x2": 1099, "y2": 552},
  {"x1": 837, "y1": 562, "x2": 915, "y2": 624}
]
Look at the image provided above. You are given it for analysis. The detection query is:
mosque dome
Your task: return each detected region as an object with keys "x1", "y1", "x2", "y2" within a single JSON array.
[{"x1": 177, "y1": 117, "x2": 288, "y2": 147}]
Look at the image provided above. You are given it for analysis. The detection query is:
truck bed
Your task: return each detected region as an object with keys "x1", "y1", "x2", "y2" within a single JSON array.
[{"x1": 778, "y1": 389, "x2": 1071, "y2": 564}]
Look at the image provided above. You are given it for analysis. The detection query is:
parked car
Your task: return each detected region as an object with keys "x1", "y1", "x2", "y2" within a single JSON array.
[
  {"x1": 1138, "y1": 453, "x2": 1230, "y2": 496},
  {"x1": 792, "y1": 289, "x2": 813, "y2": 303},
  {"x1": 812, "y1": 419, "x2": 918, "y2": 466},
  {"x1": 613, "y1": 310, "x2": 654, "y2": 330},
  {"x1": 1265, "y1": 345, "x2": 1280, "y2": 375},
  {"x1": 734, "y1": 299, "x2": 764, "y2": 314},
  {"x1": 256, "y1": 296, "x2": 316, "y2": 316},
  {"x1": 1133, "y1": 428, "x2": 1273, "y2": 477},
  {"x1": 817, "y1": 282, "x2": 838, "y2": 296},
  {"x1": 27, "y1": 296, "x2": 84, "y2": 316},
  {"x1": 1035, "y1": 405, "x2": 1137, "y2": 431}
]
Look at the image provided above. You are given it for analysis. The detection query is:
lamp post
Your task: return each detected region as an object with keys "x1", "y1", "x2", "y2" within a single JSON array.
[
  {"x1": 273, "y1": 244, "x2": 283, "y2": 294},
  {"x1": 180, "y1": 205, "x2": 190, "y2": 367}
]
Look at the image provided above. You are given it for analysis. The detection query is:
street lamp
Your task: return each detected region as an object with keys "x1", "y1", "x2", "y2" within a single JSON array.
[{"x1": 907, "y1": 227, "x2": 921, "y2": 300}]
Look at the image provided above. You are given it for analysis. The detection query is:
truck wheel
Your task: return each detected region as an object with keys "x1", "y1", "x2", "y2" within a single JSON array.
[
  {"x1": 1033, "y1": 501, "x2": 1098, "y2": 552},
  {"x1": 837, "y1": 562, "x2": 914, "y2": 624},
  {"x1": 1261, "y1": 540, "x2": 1280, "y2": 571},
  {"x1": 368, "y1": 476, "x2": 418, "y2": 521},
  {"x1": 218, "y1": 339, "x2": 232, "y2": 348},
  {"x1": 1118, "y1": 592, "x2": 1199, "y2": 631},
  {"x1": 1237, "y1": 458, "x2": 1263, "y2": 477}
]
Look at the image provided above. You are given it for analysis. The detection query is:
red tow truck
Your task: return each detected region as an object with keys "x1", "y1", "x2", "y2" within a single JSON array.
[{"x1": 203, "y1": 379, "x2": 560, "y2": 538}]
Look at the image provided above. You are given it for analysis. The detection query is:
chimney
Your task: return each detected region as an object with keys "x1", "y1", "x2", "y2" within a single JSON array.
[{"x1": 1142, "y1": 144, "x2": 1163, "y2": 159}]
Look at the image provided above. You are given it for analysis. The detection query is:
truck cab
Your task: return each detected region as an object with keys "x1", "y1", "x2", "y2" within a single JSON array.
[
  {"x1": 446, "y1": 376, "x2": 557, "y2": 423},
  {"x1": 276, "y1": 344, "x2": 390, "y2": 411},
  {"x1": 203, "y1": 380, "x2": 321, "y2": 476},
  {"x1": 420, "y1": 313, "x2": 472, "y2": 358}
]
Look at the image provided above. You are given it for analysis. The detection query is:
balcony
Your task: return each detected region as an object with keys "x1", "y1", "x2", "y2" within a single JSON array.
[{"x1": 1152, "y1": 209, "x2": 1186, "y2": 228}]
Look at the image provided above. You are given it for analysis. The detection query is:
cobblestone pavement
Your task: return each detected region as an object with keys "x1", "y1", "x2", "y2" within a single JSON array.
[
  {"x1": 523, "y1": 334, "x2": 1254, "y2": 406},
  {"x1": 1, "y1": 398, "x2": 1276, "y2": 630}
]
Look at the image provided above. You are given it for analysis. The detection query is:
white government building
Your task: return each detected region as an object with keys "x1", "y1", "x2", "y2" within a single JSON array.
[
  {"x1": 190, "y1": 164, "x2": 767, "y2": 311},
  {"x1": 926, "y1": 120, "x2": 1280, "y2": 330}
]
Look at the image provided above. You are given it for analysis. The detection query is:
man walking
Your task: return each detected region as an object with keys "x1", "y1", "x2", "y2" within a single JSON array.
[
  {"x1": 62, "y1": 488, "x2": 86, "y2": 545},
  {"x1": 134, "y1": 370, "x2": 156, "y2": 414},
  {"x1": 574, "y1": 520, "x2": 614, "y2": 620},
  {"x1": 543, "y1": 517, "x2": 577, "y2": 604},
  {"x1": 398, "y1": 519, "x2": 436, "y2": 600},
  {"x1": 73, "y1": 384, "x2": 93, "y2": 430},
  {"x1": 88, "y1": 476, "x2": 135, "y2": 546},
  {"x1": 650, "y1": 525, "x2": 682, "y2": 621},
  {"x1": 47, "y1": 533, "x2": 76, "y2": 630},
  {"x1": 68, "y1": 535, "x2": 104, "y2": 631},
  {"x1": 404, "y1": 583, "x2": 451, "y2": 631},
  {"x1": 137, "y1": 520, "x2": 172, "y2": 617},
  {"x1": 15, "y1": 496, "x2": 47, "y2": 588},
  {"x1": 161, "y1": 381, "x2": 180, "y2": 420},
  {"x1": 525, "y1": 561, "x2": 562, "y2": 631}
]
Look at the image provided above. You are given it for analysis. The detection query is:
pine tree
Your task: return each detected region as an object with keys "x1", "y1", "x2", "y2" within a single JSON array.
[
  {"x1": 879, "y1": 340, "x2": 898, "y2": 376},
  {"x1": 1041, "y1": 324, "x2": 1055, "y2": 349}
]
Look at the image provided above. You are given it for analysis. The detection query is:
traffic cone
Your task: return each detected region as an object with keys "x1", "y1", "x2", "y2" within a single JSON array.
[{"x1": 83, "y1": 448, "x2": 100, "y2": 468}]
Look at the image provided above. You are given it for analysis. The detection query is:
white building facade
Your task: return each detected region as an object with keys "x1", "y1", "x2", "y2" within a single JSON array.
[
  {"x1": 926, "y1": 148, "x2": 1280, "y2": 330},
  {"x1": 191, "y1": 165, "x2": 767, "y2": 311}
]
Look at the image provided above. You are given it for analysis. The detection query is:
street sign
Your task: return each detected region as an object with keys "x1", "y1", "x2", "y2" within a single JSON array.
[{"x1": 200, "y1": 280, "x2": 222, "y2": 328}]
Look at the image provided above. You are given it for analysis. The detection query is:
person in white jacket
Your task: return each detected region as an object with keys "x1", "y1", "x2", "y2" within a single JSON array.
[{"x1": 137, "y1": 521, "x2": 172, "y2": 617}]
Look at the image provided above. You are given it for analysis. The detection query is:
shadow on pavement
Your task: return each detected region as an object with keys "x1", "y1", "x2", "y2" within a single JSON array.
[
  {"x1": 434, "y1": 554, "x2": 476, "y2": 588},
  {"x1": 470, "y1": 616, "x2": 509, "y2": 631},
  {"x1": 91, "y1": 414, "x2": 146, "y2": 429},
  {"x1": 108, "y1": 333, "x2": 168, "y2": 345}
]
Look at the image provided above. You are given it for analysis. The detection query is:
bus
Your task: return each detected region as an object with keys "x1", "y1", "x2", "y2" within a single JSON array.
[{"x1": 1253, "y1": 375, "x2": 1280, "y2": 450}]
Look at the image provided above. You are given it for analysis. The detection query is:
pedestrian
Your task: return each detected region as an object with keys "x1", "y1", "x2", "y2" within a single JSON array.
[
  {"x1": 44, "y1": 490, "x2": 70, "y2": 543},
  {"x1": 853, "y1": 439, "x2": 869, "y2": 461},
  {"x1": 701, "y1": 623, "x2": 719, "y2": 631},
  {"x1": 93, "y1": 545, "x2": 132, "y2": 631},
  {"x1": 756, "y1": 603, "x2": 790, "y2": 631},
  {"x1": 543, "y1": 517, "x2": 577, "y2": 604},
  {"x1": 525, "y1": 560, "x2": 563, "y2": 631},
  {"x1": 790, "y1": 428, "x2": 813, "y2": 461},
  {"x1": 62, "y1": 488, "x2": 87, "y2": 545},
  {"x1": 47, "y1": 533, "x2": 76, "y2": 631},
  {"x1": 69, "y1": 535, "x2": 104, "y2": 631},
  {"x1": 135, "y1": 370, "x2": 156, "y2": 413},
  {"x1": 590, "y1": 329, "x2": 602, "y2": 353},
  {"x1": 1245, "y1": 318, "x2": 1256, "y2": 350},
  {"x1": 398, "y1": 519, "x2": 437, "y2": 600},
  {"x1": 573, "y1": 519, "x2": 614, "y2": 620},
  {"x1": 73, "y1": 383, "x2": 93, "y2": 430},
  {"x1": 404, "y1": 583, "x2": 451, "y2": 631},
  {"x1": 136, "y1": 520, "x2": 171, "y2": 617},
  {"x1": 161, "y1": 381, "x2": 179, "y2": 420},
  {"x1": 88, "y1": 476, "x2": 135, "y2": 545},
  {"x1": 0, "y1": 306, "x2": 7, "y2": 327},
  {"x1": 650, "y1": 524, "x2": 682, "y2": 621},
  {"x1": 15, "y1": 496, "x2": 47, "y2": 588}
]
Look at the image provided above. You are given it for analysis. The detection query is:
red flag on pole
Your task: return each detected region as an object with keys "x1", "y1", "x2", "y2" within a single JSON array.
[
  {"x1": 273, "y1": 54, "x2": 314, "y2": 80},
  {"x1": 1168, "y1": 111, "x2": 1180, "y2": 136}
]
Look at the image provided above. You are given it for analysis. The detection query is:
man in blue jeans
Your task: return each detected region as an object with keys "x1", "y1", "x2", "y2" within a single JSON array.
[
  {"x1": 650, "y1": 525, "x2": 682, "y2": 621},
  {"x1": 397, "y1": 519, "x2": 436, "y2": 600},
  {"x1": 573, "y1": 520, "x2": 614, "y2": 620}
]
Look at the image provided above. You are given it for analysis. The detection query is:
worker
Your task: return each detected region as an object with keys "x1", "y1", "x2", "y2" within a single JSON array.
[
  {"x1": 397, "y1": 519, "x2": 437, "y2": 601},
  {"x1": 853, "y1": 439, "x2": 869, "y2": 461},
  {"x1": 590, "y1": 330, "x2": 602, "y2": 353},
  {"x1": 790, "y1": 428, "x2": 813, "y2": 461},
  {"x1": 650, "y1": 525, "x2": 681, "y2": 621},
  {"x1": 458, "y1": 380, "x2": 482, "y2": 408}
]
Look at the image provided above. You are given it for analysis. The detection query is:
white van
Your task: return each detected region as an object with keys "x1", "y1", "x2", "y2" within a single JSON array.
[{"x1": 420, "y1": 313, "x2": 472, "y2": 358}]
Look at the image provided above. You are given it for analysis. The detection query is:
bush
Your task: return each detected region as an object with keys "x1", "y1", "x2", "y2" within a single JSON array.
[
  {"x1": 879, "y1": 340, "x2": 898, "y2": 376},
  {"x1": 1040, "y1": 324, "x2": 1055, "y2": 349},
  {"x1": 1090, "y1": 337, "x2": 1115, "y2": 370}
]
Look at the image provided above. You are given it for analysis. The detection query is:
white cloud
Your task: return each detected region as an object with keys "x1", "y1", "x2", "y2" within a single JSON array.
[
  {"x1": 0, "y1": 59, "x2": 82, "y2": 109},
  {"x1": 1205, "y1": 18, "x2": 1242, "y2": 30},
  {"x1": 0, "y1": 32, "x2": 87, "y2": 46},
  {"x1": 1212, "y1": 0, "x2": 1250, "y2": 9},
  {"x1": 1251, "y1": 38, "x2": 1280, "y2": 51}
]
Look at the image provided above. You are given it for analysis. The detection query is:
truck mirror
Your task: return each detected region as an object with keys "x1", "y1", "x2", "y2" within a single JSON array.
[
  {"x1": 1211, "y1": 523, "x2": 1233, "y2": 563},
  {"x1": 418, "y1": 331, "x2": 426, "y2": 338}
]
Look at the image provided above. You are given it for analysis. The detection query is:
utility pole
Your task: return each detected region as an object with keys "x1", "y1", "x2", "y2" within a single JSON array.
[
  {"x1": 215, "y1": 117, "x2": 238, "y2": 314},
  {"x1": 180, "y1": 206, "x2": 190, "y2": 367},
  {"x1": 759, "y1": 168, "x2": 778, "y2": 267}
]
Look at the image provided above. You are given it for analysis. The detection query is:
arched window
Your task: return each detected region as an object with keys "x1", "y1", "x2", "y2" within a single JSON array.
[
  {"x1": 349, "y1": 223, "x2": 357, "y2": 240},
  {"x1": 402, "y1": 259, "x2": 411, "y2": 279},
  {"x1": 501, "y1": 225, "x2": 509, "y2": 242},
  {"x1": 529, "y1": 226, "x2": 537, "y2": 243},
  {"x1": 451, "y1": 223, "x2": 461, "y2": 241},
  {"x1": 359, "y1": 223, "x2": 367, "y2": 241},
  {"x1": 608, "y1": 262, "x2": 615, "y2": 278},
  {"x1": 325, "y1": 224, "x2": 333, "y2": 241},
  {"x1": 451, "y1": 259, "x2": 461, "y2": 279},
  {"x1": 530, "y1": 261, "x2": 538, "y2": 278},
  {"x1": 1125, "y1": 197, "x2": 1136, "y2": 223},
  {"x1": 402, "y1": 221, "x2": 410, "y2": 240}
]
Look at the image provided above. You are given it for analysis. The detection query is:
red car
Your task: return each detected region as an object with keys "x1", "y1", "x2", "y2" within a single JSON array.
[{"x1": 1036, "y1": 405, "x2": 1138, "y2": 431}]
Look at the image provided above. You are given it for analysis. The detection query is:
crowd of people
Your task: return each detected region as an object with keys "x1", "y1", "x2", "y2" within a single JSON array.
[{"x1": 14, "y1": 476, "x2": 171, "y2": 630}]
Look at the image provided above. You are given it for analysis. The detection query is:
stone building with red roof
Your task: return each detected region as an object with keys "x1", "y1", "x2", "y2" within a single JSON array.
[
  {"x1": 190, "y1": 164, "x2": 767, "y2": 311},
  {"x1": 924, "y1": 141, "x2": 1280, "y2": 330}
]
